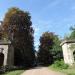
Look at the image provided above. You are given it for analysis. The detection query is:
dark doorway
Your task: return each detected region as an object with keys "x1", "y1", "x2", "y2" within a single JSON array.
[
  {"x1": 73, "y1": 51, "x2": 75, "y2": 61},
  {"x1": 0, "y1": 53, "x2": 4, "y2": 66}
]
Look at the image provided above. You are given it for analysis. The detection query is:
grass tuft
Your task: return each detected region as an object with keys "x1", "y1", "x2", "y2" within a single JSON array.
[{"x1": 1, "y1": 70, "x2": 24, "y2": 75}]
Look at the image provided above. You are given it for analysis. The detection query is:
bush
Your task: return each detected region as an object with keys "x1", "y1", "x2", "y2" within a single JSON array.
[
  {"x1": 0, "y1": 66, "x2": 6, "y2": 74},
  {"x1": 52, "y1": 59, "x2": 69, "y2": 69}
]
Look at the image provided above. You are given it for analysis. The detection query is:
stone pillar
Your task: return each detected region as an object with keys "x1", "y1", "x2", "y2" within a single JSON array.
[
  {"x1": 1, "y1": 45, "x2": 9, "y2": 66},
  {"x1": 0, "y1": 40, "x2": 14, "y2": 66},
  {"x1": 61, "y1": 40, "x2": 75, "y2": 65},
  {"x1": 7, "y1": 44, "x2": 14, "y2": 66}
]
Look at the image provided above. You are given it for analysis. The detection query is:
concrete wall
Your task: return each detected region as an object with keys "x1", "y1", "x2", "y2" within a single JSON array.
[
  {"x1": 7, "y1": 44, "x2": 14, "y2": 66},
  {"x1": 0, "y1": 45, "x2": 9, "y2": 66},
  {"x1": 0, "y1": 44, "x2": 14, "y2": 66},
  {"x1": 62, "y1": 42, "x2": 75, "y2": 65}
]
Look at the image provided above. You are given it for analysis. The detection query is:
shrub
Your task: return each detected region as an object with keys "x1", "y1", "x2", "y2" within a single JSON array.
[
  {"x1": 52, "y1": 59, "x2": 69, "y2": 69},
  {"x1": 0, "y1": 66, "x2": 6, "y2": 74}
]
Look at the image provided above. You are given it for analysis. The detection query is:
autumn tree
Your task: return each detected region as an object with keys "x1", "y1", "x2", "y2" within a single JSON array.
[
  {"x1": 3, "y1": 7, "x2": 35, "y2": 67},
  {"x1": 38, "y1": 32, "x2": 63, "y2": 66},
  {"x1": 38, "y1": 32, "x2": 54, "y2": 66}
]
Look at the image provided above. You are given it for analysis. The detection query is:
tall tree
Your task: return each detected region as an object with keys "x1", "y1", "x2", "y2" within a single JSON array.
[
  {"x1": 38, "y1": 32, "x2": 63, "y2": 66},
  {"x1": 38, "y1": 32, "x2": 54, "y2": 66},
  {"x1": 3, "y1": 7, "x2": 35, "y2": 67}
]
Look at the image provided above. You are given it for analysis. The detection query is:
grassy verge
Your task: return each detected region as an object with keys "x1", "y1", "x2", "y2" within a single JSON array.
[
  {"x1": 49, "y1": 60, "x2": 75, "y2": 75},
  {"x1": 49, "y1": 65, "x2": 75, "y2": 75},
  {"x1": 1, "y1": 70, "x2": 24, "y2": 75}
]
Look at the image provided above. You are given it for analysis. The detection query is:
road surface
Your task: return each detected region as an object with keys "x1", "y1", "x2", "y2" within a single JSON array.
[{"x1": 21, "y1": 67, "x2": 66, "y2": 75}]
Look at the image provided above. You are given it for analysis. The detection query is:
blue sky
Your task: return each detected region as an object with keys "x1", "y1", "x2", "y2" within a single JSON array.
[{"x1": 0, "y1": 0, "x2": 75, "y2": 50}]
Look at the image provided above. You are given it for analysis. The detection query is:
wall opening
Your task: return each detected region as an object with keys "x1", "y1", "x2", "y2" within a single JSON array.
[
  {"x1": 0, "y1": 48, "x2": 4, "y2": 66},
  {"x1": 0, "y1": 53, "x2": 4, "y2": 66},
  {"x1": 73, "y1": 51, "x2": 75, "y2": 61}
]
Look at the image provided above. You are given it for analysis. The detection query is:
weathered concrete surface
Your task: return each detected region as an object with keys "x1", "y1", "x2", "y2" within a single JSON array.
[
  {"x1": 21, "y1": 67, "x2": 66, "y2": 75},
  {"x1": 61, "y1": 40, "x2": 75, "y2": 65}
]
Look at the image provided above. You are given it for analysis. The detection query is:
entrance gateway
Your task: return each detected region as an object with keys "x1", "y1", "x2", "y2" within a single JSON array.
[
  {"x1": 61, "y1": 40, "x2": 75, "y2": 65},
  {"x1": 0, "y1": 40, "x2": 14, "y2": 67}
]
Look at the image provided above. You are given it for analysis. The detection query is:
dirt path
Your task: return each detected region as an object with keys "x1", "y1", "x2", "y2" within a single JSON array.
[{"x1": 21, "y1": 67, "x2": 66, "y2": 75}]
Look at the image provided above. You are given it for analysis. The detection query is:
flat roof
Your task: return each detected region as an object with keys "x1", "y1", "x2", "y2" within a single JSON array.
[
  {"x1": 0, "y1": 40, "x2": 11, "y2": 45},
  {"x1": 60, "y1": 39, "x2": 75, "y2": 46}
]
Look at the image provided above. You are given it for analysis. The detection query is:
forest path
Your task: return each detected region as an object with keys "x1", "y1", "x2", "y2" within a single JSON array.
[{"x1": 21, "y1": 67, "x2": 66, "y2": 75}]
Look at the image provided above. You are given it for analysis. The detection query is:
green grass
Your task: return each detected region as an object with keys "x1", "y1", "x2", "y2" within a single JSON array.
[
  {"x1": 49, "y1": 65, "x2": 75, "y2": 75},
  {"x1": 2, "y1": 70, "x2": 24, "y2": 75},
  {"x1": 61, "y1": 68, "x2": 75, "y2": 75},
  {"x1": 48, "y1": 60, "x2": 75, "y2": 75}
]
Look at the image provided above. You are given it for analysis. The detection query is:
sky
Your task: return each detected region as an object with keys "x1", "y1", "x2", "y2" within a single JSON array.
[{"x1": 0, "y1": 0, "x2": 75, "y2": 50}]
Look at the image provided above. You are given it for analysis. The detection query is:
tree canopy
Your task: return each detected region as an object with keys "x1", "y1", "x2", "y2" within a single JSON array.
[
  {"x1": 38, "y1": 32, "x2": 54, "y2": 66},
  {"x1": 69, "y1": 26, "x2": 75, "y2": 39},
  {"x1": 3, "y1": 7, "x2": 35, "y2": 67},
  {"x1": 38, "y1": 32, "x2": 62, "y2": 66}
]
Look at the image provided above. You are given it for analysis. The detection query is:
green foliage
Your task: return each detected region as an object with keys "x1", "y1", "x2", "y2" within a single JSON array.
[
  {"x1": 38, "y1": 32, "x2": 54, "y2": 65},
  {"x1": 51, "y1": 35, "x2": 63, "y2": 61},
  {"x1": 51, "y1": 60, "x2": 69, "y2": 69},
  {"x1": 63, "y1": 26, "x2": 75, "y2": 42},
  {"x1": 69, "y1": 26, "x2": 75, "y2": 39},
  {"x1": 61, "y1": 67, "x2": 75, "y2": 75},
  {"x1": 38, "y1": 32, "x2": 63, "y2": 66},
  {"x1": 65, "y1": 25, "x2": 75, "y2": 40},
  {"x1": 38, "y1": 32, "x2": 55, "y2": 65},
  {"x1": 50, "y1": 63, "x2": 75, "y2": 75},
  {"x1": 39, "y1": 32, "x2": 54, "y2": 49}
]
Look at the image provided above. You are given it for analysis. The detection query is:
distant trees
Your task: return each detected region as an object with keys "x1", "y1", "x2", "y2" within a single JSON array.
[
  {"x1": 64, "y1": 26, "x2": 75, "y2": 40},
  {"x1": 69, "y1": 26, "x2": 75, "y2": 39},
  {"x1": 0, "y1": 26, "x2": 3, "y2": 40},
  {"x1": 3, "y1": 7, "x2": 35, "y2": 67},
  {"x1": 38, "y1": 32, "x2": 62, "y2": 66}
]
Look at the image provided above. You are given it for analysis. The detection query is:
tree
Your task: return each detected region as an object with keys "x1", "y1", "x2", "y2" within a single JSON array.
[
  {"x1": 0, "y1": 21, "x2": 4, "y2": 40},
  {"x1": 64, "y1": 26, "x2": 75, "y2": 40},
  {"x1": 0, "y1": 26, "x2": 3, "y2": 40},
  {"x1": 3, "y1": 7, "x2": 35, "y2": 67},
  {"x1": 69, "y1": 26, "x2": 75, "y2": 39},
  {"x1": 51, "y1": 35, "x2": 63, "y2": 61},
  {"x1": 38, "y1": 32, "x2": 63, "y2": 66},
  {"x1": 38, "y1": 32, "x2": 54, "y2": 66}
]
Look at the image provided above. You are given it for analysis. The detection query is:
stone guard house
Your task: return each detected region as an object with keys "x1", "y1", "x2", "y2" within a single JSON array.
[
  {"x1": 61, "y1": 40, "x2": 75, "y2": 65},
  {"x1": 0, "y1": 40, "x2": 14, "y2": 66}
]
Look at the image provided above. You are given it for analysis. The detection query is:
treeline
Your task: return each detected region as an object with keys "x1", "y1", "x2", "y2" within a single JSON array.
[{"x1": 0, "y1": 7, "x2": 75, "y2": 67}]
